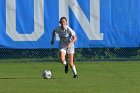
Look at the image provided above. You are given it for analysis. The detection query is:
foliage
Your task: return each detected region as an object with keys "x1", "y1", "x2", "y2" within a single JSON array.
[{"x1": 0, "y1": 48, "x2": 140, "y2": 61}]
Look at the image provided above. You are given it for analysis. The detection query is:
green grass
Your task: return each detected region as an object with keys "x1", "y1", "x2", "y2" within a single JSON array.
[{"x1": 0, "y1": 61, "x2": 140, "y2": 93}]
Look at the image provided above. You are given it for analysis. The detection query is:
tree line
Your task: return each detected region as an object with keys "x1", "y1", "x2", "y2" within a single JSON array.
[{"x1": 0, "y1": 48, "x2": 140, "y2": 61}]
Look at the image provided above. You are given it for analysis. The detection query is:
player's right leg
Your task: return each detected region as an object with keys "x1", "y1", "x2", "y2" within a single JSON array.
[
  {"x1": 59, "y1": 49, "x2": 68, "y2": 73},
  {"x1": 59, "y1": 49, "x2": 66, "y2": 65}
]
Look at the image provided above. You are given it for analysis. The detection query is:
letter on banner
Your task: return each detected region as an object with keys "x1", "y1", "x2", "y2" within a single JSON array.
[
  {"x1": 59, "y1": 0, "x2": 103, "y2": 40},
  {"x1": 6, "y1": 0, "x2": 44, "y2": 41}
]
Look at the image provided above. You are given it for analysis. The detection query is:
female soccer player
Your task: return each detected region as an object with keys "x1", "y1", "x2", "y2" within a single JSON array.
[{"x1": 51, "y1": 17, "x2": 78, "y2": 78}]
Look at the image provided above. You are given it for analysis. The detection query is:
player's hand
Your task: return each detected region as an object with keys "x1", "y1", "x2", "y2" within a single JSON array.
[{"x1": 67, "y1": 43, "x2": 71, "y2": 49}]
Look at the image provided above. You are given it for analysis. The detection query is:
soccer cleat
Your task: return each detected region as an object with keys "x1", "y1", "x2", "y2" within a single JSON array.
[
  {"x1": 65, "y1": 63, "x2": 68, "y2": 73},
  {"x1": 73, "y1": 74, "x2": 78, "y2": 78}
]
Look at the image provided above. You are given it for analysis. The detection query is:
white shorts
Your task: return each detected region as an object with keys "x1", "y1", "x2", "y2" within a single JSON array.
[{"x1": 60, "y1": 47, "x2": 74, "y2": 54}]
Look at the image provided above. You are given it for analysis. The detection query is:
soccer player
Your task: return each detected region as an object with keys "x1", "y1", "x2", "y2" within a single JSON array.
[{"x1": 51, "y1": 17, "x2": 78, "y2": 78}]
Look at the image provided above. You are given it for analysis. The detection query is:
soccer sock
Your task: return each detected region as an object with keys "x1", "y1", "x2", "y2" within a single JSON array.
[
  {"x1": 72, "y1": 65, "x2": 77, "y2": 75},
  {"x1": 62, "y1": 60, "x2": 67, "y2": 65}
]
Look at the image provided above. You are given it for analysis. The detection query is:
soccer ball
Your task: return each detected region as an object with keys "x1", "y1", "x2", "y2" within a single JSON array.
[{"x1": 42, "y1": 70, "x2": 52, "y2": 79}]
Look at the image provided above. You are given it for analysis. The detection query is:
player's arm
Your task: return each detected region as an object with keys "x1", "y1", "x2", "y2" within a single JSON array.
[
  {"x1": 51, "y1": 30, "x2": 55, "y2": 45},
  {"x1": 67, "y1": 27, "x2": 77, "y2": 48},
  {"x1": 67, "y1": 35, "x2": 77, "y2": 48}
]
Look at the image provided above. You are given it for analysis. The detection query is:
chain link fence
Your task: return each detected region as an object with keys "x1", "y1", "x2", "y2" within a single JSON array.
[{"x1": 0, "y1": 48, "x2": 140, "y2": 62}]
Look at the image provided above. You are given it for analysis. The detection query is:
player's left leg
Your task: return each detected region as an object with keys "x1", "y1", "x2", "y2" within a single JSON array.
[{"x1": 68, "y1": 53, "x2": 78, "y2": 78}]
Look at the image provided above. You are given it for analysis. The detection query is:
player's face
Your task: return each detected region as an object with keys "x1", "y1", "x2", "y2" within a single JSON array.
[{"x1": 60, "y1": 19, "x2": 67, "y2": 26}]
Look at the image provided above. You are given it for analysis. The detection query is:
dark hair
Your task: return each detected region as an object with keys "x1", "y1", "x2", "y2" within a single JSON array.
[{"x1": 59, "y1": 17, "x2": 67, "y2": 23}]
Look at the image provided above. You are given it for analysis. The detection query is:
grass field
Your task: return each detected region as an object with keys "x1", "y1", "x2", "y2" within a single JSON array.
[{"x1": 0, "y1": 61, "x2": 140, "y2": 93}]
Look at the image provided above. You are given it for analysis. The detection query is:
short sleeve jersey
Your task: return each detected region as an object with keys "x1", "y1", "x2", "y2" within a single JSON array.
[{"x1": 54, "y1": 26, "x2": 76, "y2": 49}]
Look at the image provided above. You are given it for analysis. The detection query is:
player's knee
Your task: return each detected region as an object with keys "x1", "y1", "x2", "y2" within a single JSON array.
[
  {"x1": 69, "y1": 62, "x2": 74, "y2": 68},
  {"x1": 59, "y1": 58, "x2": 65, "y2": 63}
]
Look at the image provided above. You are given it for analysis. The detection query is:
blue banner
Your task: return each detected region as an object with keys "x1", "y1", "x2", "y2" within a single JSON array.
[{"x1": 0, "y1": 0, "x2": 140, "y2": 48}]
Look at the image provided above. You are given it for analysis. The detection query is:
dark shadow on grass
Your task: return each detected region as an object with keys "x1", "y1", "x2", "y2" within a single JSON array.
[
  {"x1": 0, "y1": 77, "x2": 41, "y2": 79},
  {"x1": 51, "y1": 77, "x2": 73, "y2": 80},
  {"x1": 0, "y1": 77, "x2": 74, "y2": 80}
]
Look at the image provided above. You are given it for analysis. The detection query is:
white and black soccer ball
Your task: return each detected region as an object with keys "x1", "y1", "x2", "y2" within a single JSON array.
[{"x1": 42, "y1": 70, "x2": 52, "y2": 79}]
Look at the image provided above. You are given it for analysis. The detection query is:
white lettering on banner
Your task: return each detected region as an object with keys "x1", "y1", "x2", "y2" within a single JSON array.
[
  {"x1": 6, "y1": 0, "x2": 44, "y2": 41},
  {"x1": 59, "y1": 0, "x2": 103, "y2": 40}
]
